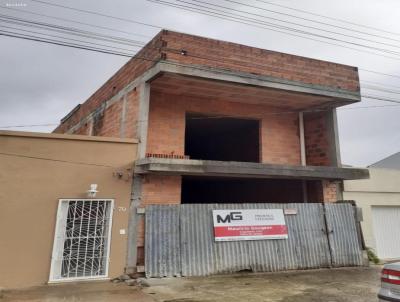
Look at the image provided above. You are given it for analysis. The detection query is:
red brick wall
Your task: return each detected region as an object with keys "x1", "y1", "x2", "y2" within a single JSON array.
[
  {"x1": 54, "y1": 30, "x2": 359, "y2": 137},
  {"x1": 147, "y1": 91, "x2": 301, "y2": 165},
  {"x1": 141, "y1": 175, "x2": 182, "y2": 205},
  {"x1": 307, "y1": 180, "x2": 339, "y2": 202},
  {"x1": 124, "y1": 89, "x2": 140, "y2": 138},
  {"x1": 304, "y1": 112, "x2": 331, "y2": 166},
  {"x1": 322, "y1": 180, "x2": 339, "y2": 202},
  {"x1": 54, "y1": 32, "x2": 165, "y2": 135},
  {"x1": 72, "y1": 121, "x2": 91, "y2": 135},
  {"x1": 162, "y1": 31, "x2": 359, "y2": 92},
  {"x1": 137, "y1": 174, "x2": 181, "y2": 257},
  {"x1": 95, "y1": 100, "x2": 122, "y2": 137}
]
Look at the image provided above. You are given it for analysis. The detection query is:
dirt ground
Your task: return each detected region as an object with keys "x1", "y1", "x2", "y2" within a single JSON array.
[
  {"x1": 142, "y1": 267, "x2": 381, "y2": 302},
  {"x1": 0, "y1": 267, "x2": 381, "y2": 302}
]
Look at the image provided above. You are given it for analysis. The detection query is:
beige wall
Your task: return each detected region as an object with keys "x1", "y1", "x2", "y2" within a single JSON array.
[
  {"x1": 343, "y1": 168, "x2": 400, "y2": 253},
  {"x1": 0, "y1": 131, "x2": 137, "y2": 289}
]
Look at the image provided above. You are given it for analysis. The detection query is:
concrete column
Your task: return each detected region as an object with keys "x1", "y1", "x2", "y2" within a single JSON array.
[
  {"x1": 326, "y1": 109, "x2": 342, "y2": 167},
  {"x1": 126, "y1": 82, "x2": 151, "y2": 274},
  {"x1": 119, "y1": 94, "x2": 128, "y2": 138},
  {"x1": 299, "y1": 112, "x2": 306, "y2": 166},
  {"x1": 325, "y1": 109, "x2": 343, "y2": 201},
  {"x1": 137, "y1": 82, "x2": 151, "y2": 158},
  {"x1": 125, "y1": 175, "x2": 143, "y2": 274},
  {"x1": 299, "y1": 112, "x2": 308, "y2": 203}
]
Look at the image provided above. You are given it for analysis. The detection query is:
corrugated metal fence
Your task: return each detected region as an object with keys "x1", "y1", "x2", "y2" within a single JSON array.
[{"x1": 145, "y1": 203, "x2": 363, "y2": 278}]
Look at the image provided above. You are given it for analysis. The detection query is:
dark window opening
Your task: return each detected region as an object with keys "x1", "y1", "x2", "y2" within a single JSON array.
[
  {"x1": 185, "y1": 113, "x2": 260, "y2": 162},
  {"x1": 181, "y1": 176, "x2": 316, "y2": 204}
]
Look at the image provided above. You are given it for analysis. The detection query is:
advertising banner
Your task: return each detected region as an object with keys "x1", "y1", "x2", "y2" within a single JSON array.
[{"x1": 212, "y1": 209, "x2": 288, "y2": 241}]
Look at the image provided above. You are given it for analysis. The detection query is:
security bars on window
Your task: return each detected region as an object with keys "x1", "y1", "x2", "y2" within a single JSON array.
[{"x1": 49, "y1": 199, "x2": 114, "y2": 282}]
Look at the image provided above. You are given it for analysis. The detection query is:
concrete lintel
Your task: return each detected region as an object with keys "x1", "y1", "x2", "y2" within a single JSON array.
[
  {"x1": 155, "y1": 61, "x2": 361, "y2": 102},
  {"x1": 135, "y1": 158, "x2": 369, "y2": 180}
]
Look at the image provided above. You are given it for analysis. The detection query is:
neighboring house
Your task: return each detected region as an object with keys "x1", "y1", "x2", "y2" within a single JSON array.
[
  {"x1": 54, "y1": 30, "x2": 368, "y2": 273},
  {"x1": 344, "y1": 154, "x2": 400, "y2": 260},
  {"x1": 369, "y1": 152, "x2": 400, "y2": 169},
  {"x1": 0, "y1": 131, "x2": 137, "y2": 288}
]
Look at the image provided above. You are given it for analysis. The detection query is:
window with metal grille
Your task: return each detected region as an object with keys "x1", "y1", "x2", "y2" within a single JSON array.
[{"x1": 49, "y1": 199, "x2": 114, "y2": 282}]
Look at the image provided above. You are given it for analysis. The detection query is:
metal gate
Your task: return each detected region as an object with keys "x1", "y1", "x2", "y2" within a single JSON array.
[
  {"x1": 50, "y1": 199, "x2": 114, "y2": 282},
  {"x1": 145, "y1": 203, "x2": 363, "y2": 278},
  {"x1": 324, "y1": 203, "x2": 363, "y2": 266}
]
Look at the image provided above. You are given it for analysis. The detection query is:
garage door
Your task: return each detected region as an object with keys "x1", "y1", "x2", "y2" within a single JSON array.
[{"x1": 372, "y1": 206, "x2": 400, "y2": 259}]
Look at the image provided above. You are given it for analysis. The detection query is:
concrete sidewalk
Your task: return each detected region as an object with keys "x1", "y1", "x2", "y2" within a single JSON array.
[
  {"x1": 0, "y1": 267, "x2": 381, "y2": 302},
  {"x1": 0, "y1": 281, "x2": 153, "y2": 302}
]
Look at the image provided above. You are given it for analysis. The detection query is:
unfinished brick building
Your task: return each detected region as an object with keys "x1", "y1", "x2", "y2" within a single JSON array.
[{"x1": 55, "y1": 30, "x2": 369, "y2": 272}]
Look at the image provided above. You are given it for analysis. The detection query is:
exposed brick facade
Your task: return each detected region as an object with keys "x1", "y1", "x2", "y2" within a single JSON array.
[
  {"x1": 322, "y1": 180, "x2": 340, "y2": 202},
  {"x1": 54, "y1": 30, "x2": 359, "y2": 138},
  {"x1": 164, "y1": 31, "x2": 359, "y2": 91},
  {"x1": 147, "y1": 91, "x2": 301, "y2": 165},
  {"x1": 304, "y1": 112, "x2": 331, "y2": 166},
  {"x1": 54, "y1": 32, "x2": 165, "y2": 135},
  {"x1": 52, "y1": 30, "x2": 349, "y2": 205},
  {"x1": 52, "y1": 30, "x2": 358, "y2": 268},
  {"x1": 141, "y1": 175, "x2": 182, "y2": 205}
]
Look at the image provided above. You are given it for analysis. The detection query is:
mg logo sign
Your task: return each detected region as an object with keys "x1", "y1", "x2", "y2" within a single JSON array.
[
  {"x1": 212, "y1": 209, "x2": 288, "y2": 241},
  {"x1": 216, "y1": 211, "x2": 243, "y2": 223}
]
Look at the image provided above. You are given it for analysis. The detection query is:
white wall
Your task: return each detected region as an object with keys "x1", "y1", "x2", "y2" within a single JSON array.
[{"x1": 343, "y1": 168, "x2": 400, "y2": 257}]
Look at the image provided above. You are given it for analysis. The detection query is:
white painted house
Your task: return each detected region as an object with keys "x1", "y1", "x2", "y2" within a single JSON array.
[{"x1": 344, "y1": 153, "x2": 400, "y2": 260}]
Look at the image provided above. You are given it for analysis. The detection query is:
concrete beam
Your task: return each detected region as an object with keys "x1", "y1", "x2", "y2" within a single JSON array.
[
  {"x1": 135, "y1": 158, "x2": 369, "y2": 180},
  {"x1": 156, "y1": 61, "x2": 361, "y2": 103},
  {"x1": 65, "y1": 60, "x2": 359, "y2": 136}
]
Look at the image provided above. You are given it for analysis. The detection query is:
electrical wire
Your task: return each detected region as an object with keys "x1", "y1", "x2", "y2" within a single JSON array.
[
  {"x1": 361, "y1": 80, "x2": 400, "y2": 91},
  {"x1": 193, "y1": 0, "x2": 400, "y2": 49},
  {"x1": 361, "y1": 85, "x2": 400, "y2": 96},
  {"x1": 0, "y1": 25, "x2": 142, "y2": 53},
  {"x1": 361, "y1": 94, "x2": 400, "y2": 104},
  {"x1": 12, "y1": 0, "x2": 400, "y2": 78},
  {"x1": 3, "y1": 29, "x2": 400, "y2": 107},
  {"x1": 1, "y1": 103, "x2": 399, "y2": 131},
  {"x1": 359, "y1": 68, "x2": 400, "y2": 80},
  {"x1": 147, "y1": 0, "x2": 400, "y2": 61},
  {"x1": 0, "y1": 123, "x2": 58, "y2": 128},
  {"x1": 0, "y1": 5, "x2": 152, "y2": 38},
  {"x1": 252, "y1": 0, "x2": 400, "y2": 37},
  {"x1": 221, "y1": 0, "x2": 400, "y2": 43},
  {"x1": 2, "y1": 9, "x2": 400, "y2": 108},
  {"x1": 148, "y1": 0, "x2": 400, "y2": 57},
  {"x1": 5, "y1": 12, "x2": 400, "y2": 86},
  {"x1": 0, "y1": 14, "x2": 147, "y2": 47},
  {"x1": 29, "y1": 0, "x2": 400, "y2": 59},
  {"x1": 30, "y1": 0, "x2": 162, "y2": 29},
  {"x1": 0, "y1": 152, "x2": 116, "y2": 167},
  {"x1": 0, "y1": 31, "x2": 135, "y2": 57}
]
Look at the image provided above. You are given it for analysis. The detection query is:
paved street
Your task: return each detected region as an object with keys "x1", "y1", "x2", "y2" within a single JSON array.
[{"x1": 1, "y1": 267, "x2": 381, "y2": 302}]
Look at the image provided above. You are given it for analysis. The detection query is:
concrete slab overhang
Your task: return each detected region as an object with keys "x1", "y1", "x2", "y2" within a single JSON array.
[
  {"x1": 135, "y1": 158, "x2": 369, "y2": 180},
  {"x1": 143, "y1": 61, "x2": 361, "y2": 110}
]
